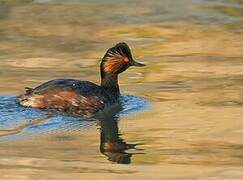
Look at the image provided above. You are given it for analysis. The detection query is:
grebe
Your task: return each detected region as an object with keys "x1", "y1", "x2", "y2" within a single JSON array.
[{"x1": 17, "y1": 42, "x2": 145, "y2": 116}]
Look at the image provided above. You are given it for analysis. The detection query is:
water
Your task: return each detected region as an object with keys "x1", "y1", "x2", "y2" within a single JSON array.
[
  {"x1": 0, "y1": 95, "x2": 149, "y2": 142},
  {"x1": 1, "y1": 0, "x2": 243, "y2": 179}
]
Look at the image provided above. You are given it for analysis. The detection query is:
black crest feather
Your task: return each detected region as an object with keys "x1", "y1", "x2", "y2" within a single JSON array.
[{"x1": 102, "y1": 42, "x2": 132, "y2": 62}]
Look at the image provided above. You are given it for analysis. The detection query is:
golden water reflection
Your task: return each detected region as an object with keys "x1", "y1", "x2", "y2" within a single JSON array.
[{"x1": 1, "y1": 0, "x2": 243, "y2": 179}]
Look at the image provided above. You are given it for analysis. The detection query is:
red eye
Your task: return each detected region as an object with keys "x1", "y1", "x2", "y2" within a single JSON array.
[{"x1": 123, "y1": 57, "x2": 129, "y2": 62}]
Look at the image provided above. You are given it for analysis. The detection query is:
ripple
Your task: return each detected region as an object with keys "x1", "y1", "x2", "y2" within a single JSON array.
[{"x1": 0, "y1": 95, "x2": 149, "y2": 141}]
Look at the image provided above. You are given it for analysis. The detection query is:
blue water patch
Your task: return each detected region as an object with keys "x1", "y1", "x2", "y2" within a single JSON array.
[
  {"x1": 119, "y1": 94, "x2": 150, "y2": 117},
  {"x1": 0, "y1": 94, "x2": 149, "y2": 142}
]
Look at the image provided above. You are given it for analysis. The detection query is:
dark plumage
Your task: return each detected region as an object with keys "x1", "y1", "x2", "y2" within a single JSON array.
[{"x1": 17, "y1": 42, "x2": 145, "y2": 116}]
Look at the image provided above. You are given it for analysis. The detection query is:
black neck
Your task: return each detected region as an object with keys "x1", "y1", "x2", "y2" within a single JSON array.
[{"x1": 101, "y1": 73, "x2": 120, "y2": 95}]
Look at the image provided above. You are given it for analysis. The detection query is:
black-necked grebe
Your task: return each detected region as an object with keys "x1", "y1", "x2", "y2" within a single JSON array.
[{"x1": 17, "y1": 42, "x2": 145, "y2": 116}]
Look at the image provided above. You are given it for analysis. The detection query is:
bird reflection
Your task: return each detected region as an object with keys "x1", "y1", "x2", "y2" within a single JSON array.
[{"x1": 96, "y1": 105, "x2": 140, "y2": 164}]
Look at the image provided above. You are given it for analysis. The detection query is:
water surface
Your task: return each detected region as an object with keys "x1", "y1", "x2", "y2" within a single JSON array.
[{"x1": 1, "y1": 0, "x2": 243, "y2": 179}]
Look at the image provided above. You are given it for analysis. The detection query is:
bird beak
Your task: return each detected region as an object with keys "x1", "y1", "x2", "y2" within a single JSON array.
[{"x1": 131, "y1": 60, "x2": 145, "y2": 67}]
